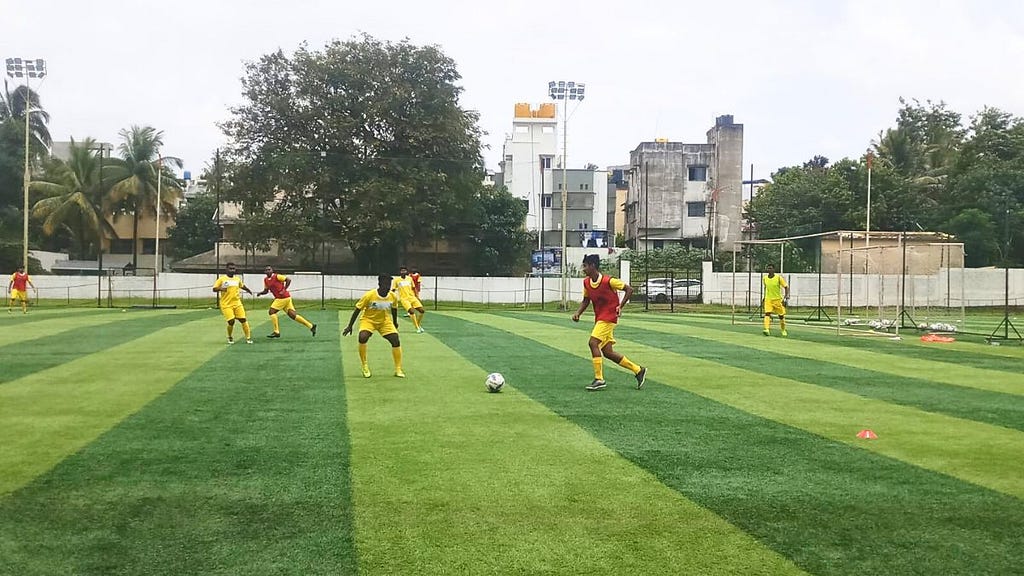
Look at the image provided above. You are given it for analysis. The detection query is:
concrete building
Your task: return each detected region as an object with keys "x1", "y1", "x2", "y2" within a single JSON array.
[
  {"x1": 624, "y1": 115, "x2": 744, "y2": 253},
  {"x1": 540, "y1": 168, "x2": 609, "y2": 248},
  {"x1": 499, "y1": 103, "x2": 558, "y2": 232},
  {"x1": 497, "y1": 103, "x2": 609, "y2": 248},
  {"x1": 606, "y1": 165, "x2": 630, "y2": 244}
]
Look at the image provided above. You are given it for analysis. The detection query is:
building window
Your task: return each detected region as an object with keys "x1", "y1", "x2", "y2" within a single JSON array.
[
  {"x1": 688, "y1": 201, "x2": 707, "y2": 217},
  {"x1": 142, "y1": 239, "x2": 156, "y2": 255},
  {"x1": 110, "y1": 239, "x2": 133, "y2": 254},
  {"x1": 542, "y1": 126, "x2": 554, "y2": 134},
  {"x1": 515, "y1": 125, "x2": 529, "y2": 133},
  {"x1": 653, "y1": 240, "x2": 665, "y2": 250},
  {"x1": 688, "y1": 166, "x2": 708, "y2": 181},
  {"x1": 558, "y1": 183, "x2": 563, "y2": 190},
  {"x1": 579, "y1": 183, "x2": 585, "y2": 190},
  {"x1": 542, "y1": 194, "x2": 552, "y2": 208},
  {"x1": 541, "y1": 156, "x2": 552, "y2": 169}
]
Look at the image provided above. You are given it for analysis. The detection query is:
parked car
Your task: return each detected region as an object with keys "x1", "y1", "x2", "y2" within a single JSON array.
[{"x1": 638, "y1": 278, "x2": 702, "y2": 303}]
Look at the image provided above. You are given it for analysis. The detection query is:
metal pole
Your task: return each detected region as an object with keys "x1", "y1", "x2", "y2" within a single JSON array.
[
  {"x1": 97, "y1": 145, "x2": 105, "y2": 307},
  {"x1": 560, "y1": 104, "x2": 568, "y2": 309},
  {"x1": 866, "y1": 153, "x2": 873, "y2": 249},
  {"x1": 22, "y1": 82, "x2": 31, "y2": 271},
  {"x1": 215, "y1": 148, "x2": 221, "y2": 275},
  {"x1": 153, "y1": 154, "x2": 162, "y2": 307},
  {"x1": 644, "y1": 161, "x2": 649, "y2": 311}
]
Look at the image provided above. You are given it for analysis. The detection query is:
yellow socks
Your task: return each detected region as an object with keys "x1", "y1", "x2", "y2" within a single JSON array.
[
  {"x1": 270, "y1": 314, "x2": 280, "y2": 333},
  {"x1": 592, "y1": 357, "x2": 604, "y2": 380},
  {"x1": 242, "y1": 322, "x2": 252, "y2": 339},
  {"x1": 780, "y1": 317, "x2": 787, "y2": 331},
  {"x1": 763, "y1": 315, "x2": 771, "y2": 331},
  {"x1": 358, "y1": 343, "x2": 368, "y2": 365},
  {"x1": 618, "y1": 357, "x2": 641, "y2": 375},
  {"x1": 295, "y1": 314, "x2": 313, "y2": 329},
  {"x1": 411, "y1": 313, "x2": 421, "y2": 331},
  {"x1": 391, "y1": 346, "x2": 403, "y2": 370}
]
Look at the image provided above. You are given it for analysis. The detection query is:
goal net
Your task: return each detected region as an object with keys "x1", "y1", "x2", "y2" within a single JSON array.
[{"x1": 836, "y1": 240, "x2": 965, "y2": 334}]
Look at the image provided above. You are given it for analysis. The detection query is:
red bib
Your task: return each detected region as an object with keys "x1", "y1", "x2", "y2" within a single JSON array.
[
  {"x1": 584, "y1": 274, "x2": 620, "y2": 324},
  {"x1": 264, "y1": 275, "x2": 290, "y2": 299}
]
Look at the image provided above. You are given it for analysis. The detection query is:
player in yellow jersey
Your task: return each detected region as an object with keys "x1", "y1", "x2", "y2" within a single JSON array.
[
  {"x1": 212, "y1": 262, "x2": 254, "y2": 344},
  {"x1": 762, "y1": 264, "x2": 790, "y2": 337},
  {"x1": 343, "y1": 274, "x2": 405, "y2": 378},
  {"x1": 392, "y1": 265, "x2": 425, "y2": 333},
  {"x1": 8, "y1": 266, "x2": 36, "y2": 314}
]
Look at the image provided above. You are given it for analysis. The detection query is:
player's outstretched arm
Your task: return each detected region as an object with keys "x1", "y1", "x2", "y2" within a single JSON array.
[{"x1": 342, "y1": 308, "x2": 361, "y2": 336}]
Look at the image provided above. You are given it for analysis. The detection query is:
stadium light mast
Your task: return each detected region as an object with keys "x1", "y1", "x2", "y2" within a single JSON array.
[
  {"x1": 549, "y1": 79, "x2": 585, "y2": 309},
  {"x1": 5, "y1": 57, "x2": 47, "y2": 272}
]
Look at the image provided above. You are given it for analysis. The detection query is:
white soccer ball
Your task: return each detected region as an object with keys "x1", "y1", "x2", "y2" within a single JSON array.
[{"x1": 485, "y1": 372, "x2": 505, "y2": 393}]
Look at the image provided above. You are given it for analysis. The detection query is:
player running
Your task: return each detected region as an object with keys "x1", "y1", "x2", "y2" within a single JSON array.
[
  {"x1": 212, "y1": 262, "x2": 254, "y2": 344},
  {"x1": 391, "y1": 266, "x2": 425, "y2": 333},
  {"x1": 256, "y1": 266, "x2": 317, "y2": 338},
  {"x1": 762, "y1": 264, "x2": 790, "y2": 337},
  {"x1": 343, "y1": 274, "x2": 405, "y2": 378},
  {"x1": 571, "y1": 254, "x2": 647, "y2": 391},
  {"x1": 7, "y1": 266, "x2": 35, "y2": 314}
]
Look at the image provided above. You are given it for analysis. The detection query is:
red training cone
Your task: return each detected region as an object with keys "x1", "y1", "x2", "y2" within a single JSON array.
[{"x1": 856, "y1": 429, "x2": 878, "y2": 440}]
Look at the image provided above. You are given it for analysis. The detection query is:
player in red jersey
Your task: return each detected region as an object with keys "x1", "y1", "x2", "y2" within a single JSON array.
[
  {"x1": 256, "y1": 266, "x2": 317, "y2": 338},
  {"x1": 8, "y1": 266, "x2": 36, "y2": 314},
  {"x1": 571, "y1": 254, "x2": 647, "y2": 391}
]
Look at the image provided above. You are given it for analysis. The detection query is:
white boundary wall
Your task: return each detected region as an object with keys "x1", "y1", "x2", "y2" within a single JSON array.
[
  {"x1": 702, "y1": 262, "x2": 1024, "y2": 308},
  {"x1": 23, "y1": 265, "x2": 1024, "y2": 307}
]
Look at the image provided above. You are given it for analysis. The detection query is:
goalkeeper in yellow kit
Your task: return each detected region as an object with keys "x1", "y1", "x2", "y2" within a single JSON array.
[{"x1": 762, "y1": 264, "x2": 790, "y2": 337}]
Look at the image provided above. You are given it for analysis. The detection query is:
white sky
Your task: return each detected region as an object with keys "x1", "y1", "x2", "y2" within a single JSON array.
[{"x1": 5, "y1": 0, "x2": 1024, "y2": 183}]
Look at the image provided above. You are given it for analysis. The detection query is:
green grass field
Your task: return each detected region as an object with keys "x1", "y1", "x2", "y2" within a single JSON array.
[{"x1": 1, "y1": 307, "x2": 1022, "y2": 575}]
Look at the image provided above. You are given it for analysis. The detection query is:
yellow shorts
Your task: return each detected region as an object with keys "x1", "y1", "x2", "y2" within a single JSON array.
[
  {"x1": 359, "y1": 318, "x2": 398, "y2": 337},
  {"x1": 10, "y1": 289, "x2": 28, "y2": 302},
  {"x1": 590, "y1": 320, "x2": 617, "y2": 349},
  {"x1": 764, "y1": 299, "x2": 787, "y2": 316},
  {"x1": 270, "y1": 297, "x2": 295, "y2": 312},
  {"x1": 401, "y1": 297, "x2": 423, "y2": 311},
  {"x1": 220, "y1": 304, "x2": 247, "y2": 321}
]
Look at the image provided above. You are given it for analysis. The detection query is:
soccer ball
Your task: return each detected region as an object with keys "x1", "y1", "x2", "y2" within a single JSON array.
[{"x1": 485, "y1": 372, "x2": 505, "y2": 393}]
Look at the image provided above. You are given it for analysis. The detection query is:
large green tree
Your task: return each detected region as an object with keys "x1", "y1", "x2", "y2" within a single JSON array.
[
  {"x1": 29, "y1": 138, "x2": 117, "y2": 259},
  {"x1": 108, "y1": 126, "x2": 183, "y2": 268},
  {"x1": 0, "y1": 82, "x2": 51, "y2": 270},
  {"x1": 221, "y1": 35, "x2": 484, "y2": 273},
  {"x1": 166, "y1": 191, "x2": 220, "y2": 260},
  {"x1": 463, "y1": 186, "x2": 531, "y2": 275}
]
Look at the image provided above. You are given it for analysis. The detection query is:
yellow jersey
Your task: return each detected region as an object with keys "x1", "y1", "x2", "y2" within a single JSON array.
[
  {"x1": 391, "y1": 276, "x2": 417, "y2": 301},
  {"x1": 763, "y1": 274, "x2": 788, "y2": 301},
  {"x1": 357, "y1": 289, "x2": 399, "y2": 324},
  {"x1": 214, "y1": 275, "x2": 247, "y2": 308}
]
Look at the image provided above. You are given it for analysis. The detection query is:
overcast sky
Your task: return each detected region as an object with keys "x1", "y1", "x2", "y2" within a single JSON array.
[{"x1": 5, "y1": 0, "x2": 1024, "y2": 185}]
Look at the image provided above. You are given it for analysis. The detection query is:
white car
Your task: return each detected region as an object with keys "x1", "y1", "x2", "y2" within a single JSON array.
[{"x1": 640, "y1": 278, "x2": 702, "y2": 303}]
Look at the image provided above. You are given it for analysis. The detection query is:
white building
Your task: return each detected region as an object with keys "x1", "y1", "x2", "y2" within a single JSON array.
[
  {"x1": 499, "y1": 103, "x2": 558, "y2": 232},
  {"x1": 498, "y1": 103, "x2": 608, "y2": 247}
]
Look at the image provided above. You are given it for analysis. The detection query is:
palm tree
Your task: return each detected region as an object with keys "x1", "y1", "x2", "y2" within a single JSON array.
[
  {"x1": 1, "y1": 80, "x2": 52, "y2": 153},
  {"x1": 30, "y1": 138, "x2": 118, "y2": 259},
  {"x1": 108, "y1": 126, "x2": 183, "y2": 268}
]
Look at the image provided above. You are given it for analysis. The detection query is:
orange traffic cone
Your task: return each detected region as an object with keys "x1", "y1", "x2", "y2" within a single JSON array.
[{"x1": 856, "y1": 429, "x2": 878, "y2": 439}]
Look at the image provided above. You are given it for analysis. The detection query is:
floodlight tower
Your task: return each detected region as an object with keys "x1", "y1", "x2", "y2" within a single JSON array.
[{"x1": 548, "y1": 80, "x2": 585, "y2": 308}]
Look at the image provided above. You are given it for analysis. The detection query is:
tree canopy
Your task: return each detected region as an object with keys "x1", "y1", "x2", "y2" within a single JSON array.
[
  {"x1": 221, "y1": 35, "x2": 493, "y2": 273},
  {"x1": 746, "y1": 99, "x2": 1024, "y2": 267}
]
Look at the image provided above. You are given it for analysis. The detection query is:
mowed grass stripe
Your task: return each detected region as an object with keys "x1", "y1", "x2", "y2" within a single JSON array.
[
  {"x1": 343, "y1": 319, "x2": 805, "y2": 576},
  {"x1": 469, "y1": 313, "x2": 1024, "y2": 499},
  {"x1": 0, "y1": 310, "x2": 209, "y2": 384},
  {"x1": 0, "y1": 313, "x2": 267, "y2": 497},
  {"x1": 534, "y1": 316, "x2": 1024, "y2": 432},
  {"x1": 433, "y1": 313, "x2": 1024, "y2": 576},
  {"x1": 0, "y1": 311, "x2": 355, "y2": 575},
  {"x1": 625, "y1": 313, "x2": 1024, "y2": 395},
  {"x1": 0, "y1": 308, "x2": 182, "y2": 348},
  {"x1": 653, "y1": 312, "x2": 1024, "y2": 369}
]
